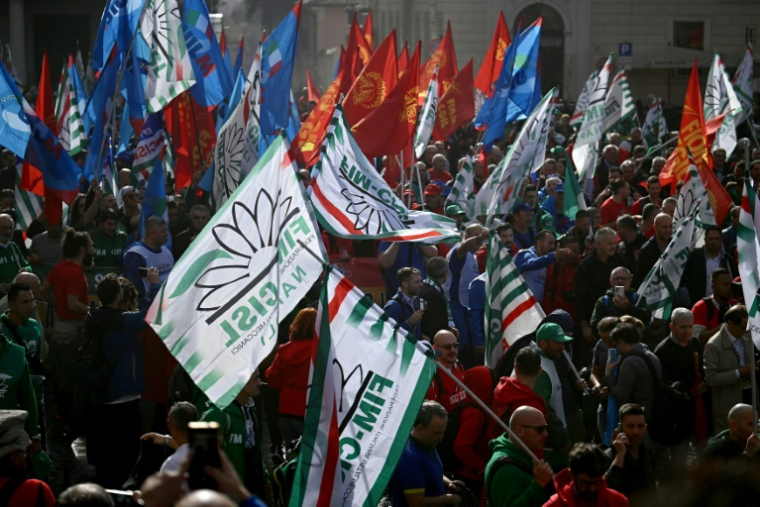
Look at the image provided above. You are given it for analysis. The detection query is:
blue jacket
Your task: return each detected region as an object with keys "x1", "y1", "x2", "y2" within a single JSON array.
[
  {"x1": 383, "y1": 289, "x2": 421, "y2": 339},
  {"x1": 467, "y1": 274, "x2": 486, "y2": 348},
  {"x1": 514, "y1": 247, "x2": 556, "y2": 305}
]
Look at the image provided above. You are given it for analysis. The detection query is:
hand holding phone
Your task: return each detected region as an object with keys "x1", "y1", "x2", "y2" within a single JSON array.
[{"x1": 187, "y1": 422, "x2": 221, "y2": 491}]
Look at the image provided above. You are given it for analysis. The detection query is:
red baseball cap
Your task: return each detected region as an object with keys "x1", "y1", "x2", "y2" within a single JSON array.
[{"x1": 424, "y1": 184, "x2": 442, "y2": 196}]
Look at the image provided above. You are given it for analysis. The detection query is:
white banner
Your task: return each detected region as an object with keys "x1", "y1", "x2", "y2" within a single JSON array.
[
  {"x1": 213, "y1": 96, "x2": 247, "y2": 207},
  {"x1": 573, "y1": 54, "x2": 613, "y2": 183}
]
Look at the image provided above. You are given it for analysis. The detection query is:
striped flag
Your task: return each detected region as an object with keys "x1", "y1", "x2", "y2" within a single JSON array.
[
  {"x1": 732, "y1": 44, "x2": 754, "y2": 126},
  {"x1": 58, "y1": 59, "x2": 88, "y2": 157},
  {"x1": 602, "y1": 70, "x2": 635, "y2": 133},
  {"x1": 309, "y1": 105, "x2": 459, "y2": 244},
  {"x1": 290, "y1": 267, "x2": 436, "y2": 507},
  {"x1": 146, "y1": 134, "x2": 325, "y2": 407},
  {"x1": 53, "y1": 62, "x2": 67, "y2": 128},
  {"x1": 551, "y1": 146, "x2": 586, "y2": 220},
  {"x1": 484, "y1": 231, "x2": 545, "y2": 368},
  {"x1": 444, "y1": 147, "x2": 476, "y2": 219},
  {"x1": 413, "y1": 65, "x2": 438, "y2": 159},
  {"x1": 571, "y1": 69, "x2": 599, "y2": 127},
  {"x1": 573, "y1": 54, "x2": 613, "y2": 186},
  {"x1": 738, "y1": 173, "x2": 760, "y2": 348},
  {"x1": 14, "y1": 160, "x2": 42, "y2": 231},
  {"x1": 142, "y1": 0, "x2": 196, "y2": 113},
  {"x1": 641, "y1": 97, "x2": 667, "y2": 146},
  {"x1": 705, "y1": 54, "x2": 742, "y2": 157},
  {"x1": 637, "y1": 208, "x2": 700, "y2": 320}
]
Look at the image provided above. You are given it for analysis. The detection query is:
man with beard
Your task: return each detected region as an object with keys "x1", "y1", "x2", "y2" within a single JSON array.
[
  {"x1": 123, "y1": 216, "x2": 174, "y2": 310},
  {"x1": 384, "y1": 267, "x2": 426, "y2": 340},
  {"x1": 427, "y1": 330, "x2": 467, "y2": 413},
  {"x1": 0, "y1": 214, "x2": 30, "y2": 292},
  {"x1": 89, "y1": 209, "x2": 127, "y2": 270},
  {"x1": 604, "y1": 404, "x2": 657, "y2": 504}
]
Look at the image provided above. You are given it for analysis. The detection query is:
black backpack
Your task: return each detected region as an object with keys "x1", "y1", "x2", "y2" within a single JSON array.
[
  {"x1": 70, "y1": 308, "x2": 124, "y2": 402},
  {"x1": 272, "y1": 438, "x2": 301, "y2": 507},
  {"x1": 437, "y1": 401, "x2": 478, "y2": 473},
  {"x1": 628, "y1": 350, "x2": 691, "y2": 445}
]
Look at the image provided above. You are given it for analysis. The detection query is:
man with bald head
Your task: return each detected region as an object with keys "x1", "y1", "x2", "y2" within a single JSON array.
[
  {"x1": 590, "y1": 266, "x2": 651, "y2": 340},
  {"x1": 633, "y1": 213, "x2": 673, "y2": 288},
  {"x1": 485, "y1": 406, "x2": 553, "y2": 507},
  {"x1": 427, "y1": 330, "x2": 467, "y2": 413},
  {"x1": 430, "y1": 153, "x2": 453, "y2": 182},
  {"x1": 0, "y1": 214, "x2": 30, "y2": 293},
  {"x1": 444, "y1": 224, "x2": 489, "y2": 366},
  {"x1": 703, "y1": 403, "x2": 760, "y2": 460}
]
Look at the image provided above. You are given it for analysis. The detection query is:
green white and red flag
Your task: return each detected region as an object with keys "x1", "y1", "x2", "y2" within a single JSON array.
[
  {"x1": 485, "y1": 231, "x2": 545, "y2": 368},
  {"x1": 738, "y1": 173, "x2": 760, "y2": 348},
  {"x1": 290, "y1": 267, "x2": 436, "y2": 507}
]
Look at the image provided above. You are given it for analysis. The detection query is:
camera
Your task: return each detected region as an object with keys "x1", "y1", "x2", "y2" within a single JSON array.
[
  {"x1": 413, "y1": 297, "x2": 428, "y2": 311},
  {"x1": 139, "y1": 267, "x2": 149, "y2": 278}
]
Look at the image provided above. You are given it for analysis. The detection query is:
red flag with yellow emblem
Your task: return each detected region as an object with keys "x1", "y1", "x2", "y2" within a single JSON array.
[
  {"x1": 397, "y1": 44, "x2": 409, "y2": 77},
  {"x1": 659, "y1": 60, "x2": 711, "y2": 188},
  {"x1": 342, "y1": 30, "x2": 397, "y2": 127},
  {"x1": 352, "y1": 42, "x2": 421, "y2": 159},
  {"x1": 164, "y1": 91, "x2": 216, "y2": 189},
  {"x1": 362, "y1": 9, "x2": 374, "y2": 52},
  {"x1": 433, "y1": 59, "x2": 474, "y2": 141},
  {"x1": 419, "y1": 22, "x2": 457, "y2": 105},
  {"x1": 475, "y1": 13, "x2": 511, "y2": 96},
  {"x1": 306, "y1": 69, "x2": 321, "y2": 102}
]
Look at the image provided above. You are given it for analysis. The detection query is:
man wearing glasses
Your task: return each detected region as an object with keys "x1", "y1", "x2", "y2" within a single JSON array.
[
  {"x1": 590, "y1": 267, "x2": 652, "y2": 342},
  {"x1": 427, "y1": 330, "x2": 466, "y2": 413},
  {"x1": 118, "y1": 186, "x2": 141, "y2": 234},
  {"x1": 484, "y1": 406, "x2": 553, "y2": 507}
]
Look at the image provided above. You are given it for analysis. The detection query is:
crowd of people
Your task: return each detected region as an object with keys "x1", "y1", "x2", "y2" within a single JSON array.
[{"x1": 0, "y1": 78, "x2": 760, "y2": 507}]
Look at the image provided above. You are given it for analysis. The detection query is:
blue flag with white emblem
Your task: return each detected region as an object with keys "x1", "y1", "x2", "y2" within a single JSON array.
[{"x1": 0, "y1": 63, "x2": 31, "y2": 158}]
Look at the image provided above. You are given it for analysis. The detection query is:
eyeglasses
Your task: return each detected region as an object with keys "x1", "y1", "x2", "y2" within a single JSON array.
[
  {"x1": 439, "y1": 343, "x2": 459, "y2": 350},
  {"x1": 611, "y1": 276, "x2": 631, "y2": 281},
  {"x1": 519, "y1": 424, "x2": 548, "y2": 433}
]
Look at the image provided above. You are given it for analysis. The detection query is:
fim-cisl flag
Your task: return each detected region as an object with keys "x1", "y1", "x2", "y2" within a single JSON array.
[
  {"x1": 602, "y1": 70, "x2": 635, "y2": 134},
  {"x1": 704, "y1": 53, "x2": 742, "y2": 157},
  {"x1": 738, "y1": 174, "x2": 760, "y2": 348},
  {"x1": 413, "y1": 65, "x2": 438, "y2": 159},
  {"x1": 571, "y1": 69, "x2": 599, "y2": 127},
  {"x1": 146, "y1": 134, "x2": 325, "y2": 407},
  {"x1": 573, "y1": 54, "x2": 613, "y2": 187},
  {"x1": 309, "y1": 105, "x2": 459, "y2": 244},
  {"x1": 475, "y1": 87, "x2": 558, "y2": 223},
  {"x1": 290, "y1": 267, "x2": 436, "y2": 507},
  {"x1": 444, "y1": 147, "x2": 476, "y2": 220},
  {"x1": 485, "y1": 231, "x2": 545, "y2": 368},
  {"x1": 637, "y1": 208, "x2": 700, "y2": 320}
]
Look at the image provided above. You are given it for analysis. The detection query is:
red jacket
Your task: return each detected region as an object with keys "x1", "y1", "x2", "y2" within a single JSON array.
[
  {"x1": 265, "y1": 340, "x2": 313, "y2": 417},
  {"x1": 426, "y1": 362, "x2": 466, "y2": 412},
  {"x1": 453, "y1": 366, "x2": 493, "y2": 483},
  {"x1": 489, "y1": 376, "x2": 547, "y2": 440},
  {"x1": 544, "y1": 468, "x2": 629, "y2": 507},
  {"x1": 543, "y1": 261, "x2": 579, "y2": 320}
]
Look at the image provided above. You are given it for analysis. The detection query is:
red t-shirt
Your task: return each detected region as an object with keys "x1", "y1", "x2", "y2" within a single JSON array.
[
  {"x1": 0, "y1": 478, "x2": 56, "y2": 507},
  {"x1": 600, "y1": 198, "x2": 631, "y2": 228},
  {"x1": 426, "y1": 362, "x2": 466, "y2": 412},
  {"x1": 692, "y1": 296, "x2": 736, "y2": 333},
  {"x1": 429, "y1": 169, "x2": 453, "y2": 183},
  {"x1": 47, "y1": 260, "x2": 89, "y2": 321}
]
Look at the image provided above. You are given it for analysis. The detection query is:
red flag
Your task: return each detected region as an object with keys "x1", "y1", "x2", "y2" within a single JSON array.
[
  {"x1": 164, "y1": 91, "x2": 216, "y2": 189},
  {"x1": 384, "y1": 143, "x2": 413, "y2": 187},
  {"x1": 292, "y1": 59, "x2": 353, "y2": 166},
  {"x1": 352, "y1": 42, "x2": 421, "y2": 159},
  {"x1": 36, "y1": 49, "x2": 56, "y2": 134},
  {"x1": 343, "y1": 13, "x2": 371, "y2": 83},
  {"x1": 433, "y1": 59, "x2": 475, "y2": 141},
  {"x1": 474, "y1": 12, "x2": 511, "y2": 96},
  {"x1": 342, "y1": 30, "x2": 398, "y2": 127},
  {"x1": 397, "y1": 45, "x2": 409, "y2": 77},
  {"x1": 306, "y1": 69, "x2": 321, "y2": 102},
  {"x1": 697, "y1": 157, "x2": 733, "y2": 226},
  {"x1": 419, "y1": 22, "x2": 457, "y2": 105},
  {"x1": 219, "y1": 27, "x2": 227, "y2": 55},
  {"x1": 362, "y1": 9, "x2": 375, "y2": 52},
  {"x1": 659, "y1": 59, "x2": 711, "y2": 188}
]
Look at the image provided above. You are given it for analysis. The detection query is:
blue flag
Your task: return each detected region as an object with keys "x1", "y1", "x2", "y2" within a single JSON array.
[
  {"x1": 117, "y1": 103, "x2": 133, "y2": 155},
  {"x1": 183, "y1": 0, "x2": 234, "y2": 107},
  {"x1": 259, "y1": 90, "x2": 301, "y2": 156},
  {"x1": 232, "y1": 39, "x2": 244, "y2": 78},
  {"x1": 139, "y1": 157, "x2": 171, "y2": 248},
  {"x1": 92, "y1": 0, "x2": 143, "y2": 72},
  {"x1": 85, "y1": 52, "x2": 121, "y2": 181},
  {"x1": 475, "y1": 23, "x2": 521, "y2": 149},
  {"x1": 0, "y1": 63, "x2": 31, "y2": 158},
  {"x1": 68, "y1": 61, "x2": 92, "y2": 133},
  {"x1": 215, "y1": 70, "x2": 245, "y2": 134},
  {"x1": 259, "y1": 2, "x2": 301, "y2": 135},
  {"x1": 0, "y1": 63, "x2": 81, "y2": 203},
  {"x1": 505, "y1": 19, "x2": 543, "y2": 123},
  {"x1": 123, "y1": 32, "x2": 150, "y2": 133}
]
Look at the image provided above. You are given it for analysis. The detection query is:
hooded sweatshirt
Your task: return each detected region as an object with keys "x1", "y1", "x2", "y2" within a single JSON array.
[
  {"x1": 265, "y1": 339, "x2": 314, "y2": 417},
  {"x1": 544, "y1": 468, "x2": 629, "y2": 507},
  {"x1": 453, "y1": 366, "x2": 494, "y2": 482},
  {"x1": 489, "y1": 377, "x2": 547, "y2": 441},
  {"x1": 485, "y1": 435, "x2": 547, "y2": 507}
]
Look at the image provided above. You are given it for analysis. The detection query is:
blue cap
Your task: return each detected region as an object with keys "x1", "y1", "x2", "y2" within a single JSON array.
[
  {"x1": 555, "y1": 183, "x2": 565, "y2": 193},
  {"x1": 513, "y1": 201, "x2": 534, "y2": 213}
]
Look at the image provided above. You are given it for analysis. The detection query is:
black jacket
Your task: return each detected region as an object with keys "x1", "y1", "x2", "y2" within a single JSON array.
[
  {"x1": 633, "y1": 237, "x2": 666, "y2": 289},
  {"x1": 574, "y1": 252, "x2": 626, "y2": 323},
  {"x1": 681, "y1": 248, "x2": 735, "y2": 307}
]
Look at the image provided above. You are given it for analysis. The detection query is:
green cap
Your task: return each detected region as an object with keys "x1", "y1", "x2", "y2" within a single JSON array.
[
  {"x1": 445, "y1": 204, "x2": 466, "y2": 217},
  {"x1": 536, "y1": 322, "x2": 573, "y2": 343}
]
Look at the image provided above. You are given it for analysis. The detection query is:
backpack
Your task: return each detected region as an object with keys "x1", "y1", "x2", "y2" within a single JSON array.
[
  {"x1": 628, "y1": 350, "x2": 691, "y2": 445},
  {"x1": 437, "y1": 401, "x2": 478, "y2": 473},
  {"x1": 70, "y1": 309, "x2": 123, "y2": 402},
  {"x1": 272, "y1": 439, "x2": 301, "y2": 507}
]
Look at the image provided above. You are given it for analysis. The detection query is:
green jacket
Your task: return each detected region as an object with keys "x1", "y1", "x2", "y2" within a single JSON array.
[
  {"x1": 0, "y1": 242, "x2": 31, "y2": 284},
  {"x1": 201, "y1": 399, "x2": 268, "y2": 497},
  {"x1": 485, "y1": 435, "x2": 547, "y2": 507},
  {"x1": 0, "y1": 335, "x2": 39, "y2": 438}
]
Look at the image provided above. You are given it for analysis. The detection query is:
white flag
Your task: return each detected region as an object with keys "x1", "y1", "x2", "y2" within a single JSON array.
[
  {"x1": 475, "y1": 88, "x2": 558, "y2": 223},
  {"x1": 705, "y1": 54, "x2": 742, "y2": 156},
  {"x1": 213, "y1": 96, "x2": 247, "y2": 207},
  {"x1": 146, "y1": 135, "x2": 325, "y2": 407},
  {"x1": 571, "y1": 69, "x2": 599, "y2": 127},
  {"x1": 737, "y1": 176, "x2": 760, "y2": 348},
  {"x1": 732, "y1": 44, "x2": 754, "y2": 126},
  {"x1": 444, "y1": 147, "x2": 476, "y2": 219},
  {"x1": 414, "y1": 65, "x2": 439, "y2": 159},
  {"x1": 242, "y1": 42, "x2": 263, "y2": 176},
  {"x1": 573, "y1": 54, "x2": 614, "y2": 184},
  {"x1": 602, "y1": 70, "x2": 635, "y2": 133}
]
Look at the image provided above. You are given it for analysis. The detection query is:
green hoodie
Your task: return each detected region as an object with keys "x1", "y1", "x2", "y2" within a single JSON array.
[
  {"x1": 484, "y1": 435, "x2": 547, "y2": 507},
  {"x1": 0, "y1": 335, "x2": 39, "y2": 438}
]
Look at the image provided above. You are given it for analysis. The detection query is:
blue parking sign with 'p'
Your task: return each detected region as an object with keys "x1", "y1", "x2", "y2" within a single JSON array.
[{"x1": 619, "y1": 42, "x2": 633, "y2": 57}]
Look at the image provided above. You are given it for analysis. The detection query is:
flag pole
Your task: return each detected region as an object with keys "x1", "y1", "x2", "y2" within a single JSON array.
[
  {"x1": 562, "y1": 350, "x2": 590, "y2": 394},
  {"x1": 422, "y1": 349, "x2": 542, "y2": 464},
  {"x1": 741, "y1": 136, "x2": 758, "y2": 435}
]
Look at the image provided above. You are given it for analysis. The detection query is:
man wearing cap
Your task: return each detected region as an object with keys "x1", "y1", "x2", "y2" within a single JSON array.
[
  {"x1": 444, "y1": 204, "x2": 467, "y2": 231},
  {"x1": 521, "y1": 185, "x2": 556, "y2": 235},
  {"x1": 417, "y1": 184, "x2": 445, "y2": 215},
  {"x1": 540, "y1": 182, "x2": 572, "y2": 234},
  {"x1": 0, "y1": 411, "x2": 55, "y2": 506},
  {"x1": 118, "y1": 185, "x2": 141, "y2": 234},
  {"x1": 444, "y1": 225, "x2": 490, "y2": 367},
  {"x1": 512, "y1": 201, "x2": 538, "y2": 250}
]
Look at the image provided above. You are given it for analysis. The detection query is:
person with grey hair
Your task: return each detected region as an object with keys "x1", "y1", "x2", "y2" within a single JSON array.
[
  {"x1": 58, "y1": 483, "x2": 114, "y2": 506},
  {"x1": 652, "y1": 307, "x2": 704, "y2": 472},
  {"x1": 590, "y1": 266, "x2": 651, "y2": 341},
  {"x1": 651, "y1": 156, "x2": 667, "y2": 175},
  {"x1": 420, "y1": 256, "x2": 453, "y2": 340},
  {"x1": 0, "y1": 410, "x2": 55, "y2": 506},
  {"x1": 661, "y1": 197, "x2": 677, "y2": 217},
  {"x1": 430, "y1": 153, "x2": 452, "y2": 182},
  {"x1": 141, "y1": 401, "x2": 199, "y2": 473},
  {"x1": 389, "y1": 400, "x2": 464, "y2": 506},
  {"x1": 575, "y1": 227, "x2": 625, "y2": 343}
]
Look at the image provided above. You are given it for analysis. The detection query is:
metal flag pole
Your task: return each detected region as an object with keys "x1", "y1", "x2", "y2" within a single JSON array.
[{"x1": 563, "y1": 350, "x2": 590, "y2": 395}]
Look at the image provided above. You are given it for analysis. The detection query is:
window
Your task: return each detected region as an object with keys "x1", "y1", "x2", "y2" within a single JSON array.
[{"x1": 672, "y1": 21, "x2": 705, "y2": 50}]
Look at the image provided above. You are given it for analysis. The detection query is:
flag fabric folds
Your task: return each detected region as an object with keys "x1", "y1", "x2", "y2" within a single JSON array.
[
  {"x1": 145, "y1": 134, "x2": 324, "y2": 408},
  {"x1": 704, "y1": 53, "x2": 742, "y2": 157},
  {"x1": 732, "y1": 44, "x2": 754, "y2": 126},
  {"x1": 138, "y1": 157, "x2": 171, "y2": 248},
  {"x1": 474, "y1": 12, "x2": 511, "y2": 96},
  {"x1": 305, "y1": 69, "x2": 321, "y2": 103},
  {"x1": 0, "y1": 62, "x2": 31, "y2": 158},
  {"x1": 444, "y1": 147, "x2": 476, "y2": 219},
  {"x1": 433, "y1": 59, "x2": 474, "y2": 141},
  {"x1": 290, "y1": 267, "x2": 436, "y2": 507},
  {"x1": 504, "y1": 19, "x2": 543, "y2": 123},
  {"x1": 414, "y1": 65, "x2": 438, "y2": 159},
  {"x1": 573, "y1": 54, "x2": 613, "y2": 186},
  {"x1": 641, "y1": 97, "x2": 668, "y2": 146},
  {"x1": 35, "y1": 50, "x2": 56, "y2": 134},
  {"x1": 484, "y1": 231, "x2": 545, "y2": 368},
  {"x1": 571, "y1": 69, "x2": 599, "y2": 128},
  {"x1": 14, "y1": 159, "x2": 42, "y2": 232},
  {"x1": 419, "y1": 22, "x2": 457, "y2": 105},
  {"x1": 259, "y1": 2, "x2": 302, "y2": 135},
  {"x1": 602, "y1": 70, "x2": 635, "y2": 134},
  {"x1": 58, "y1": 58, "x2": 88, "y2": 157},
  {"x1": 737, "y1": 173, "x2": 760, "y2": 349},
  {"x1": 310, "y1": 106, "x2": 459, "y2": 244}
]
